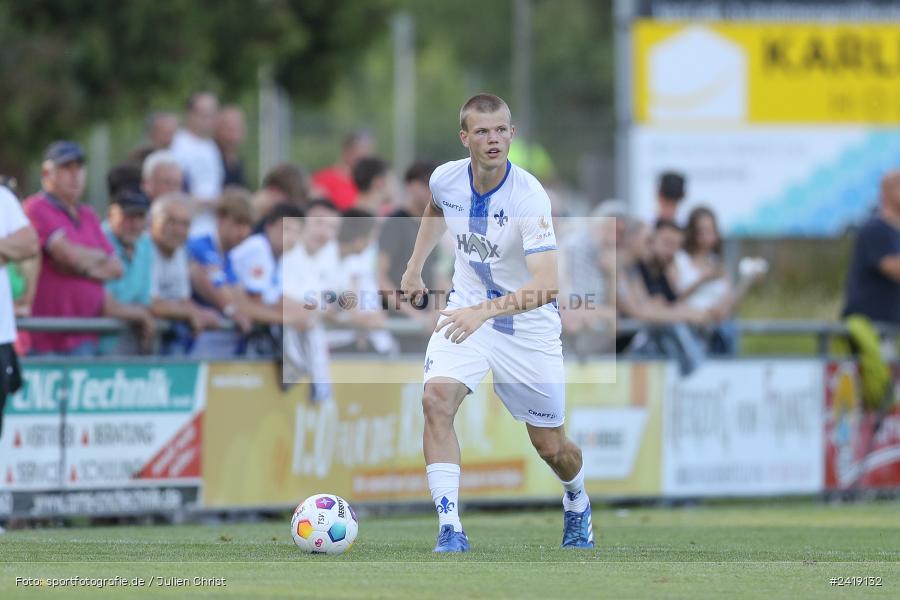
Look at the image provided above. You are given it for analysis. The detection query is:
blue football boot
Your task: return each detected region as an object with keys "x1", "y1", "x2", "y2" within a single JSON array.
[
  {"x1": 432, "y1": 524, "x2": 470, "y2": 553},
  {"x1": 561, "y1": 501, "x2": 595, "y2": 548}
]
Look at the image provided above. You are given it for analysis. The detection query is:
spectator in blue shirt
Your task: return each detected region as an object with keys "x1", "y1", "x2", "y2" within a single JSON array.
[
  {"x1": 101, "y1": 189, "x2": 156, "y2": 354},
  {"x1": 186, "y1": 186, "x2": 254, "y2": 356}
]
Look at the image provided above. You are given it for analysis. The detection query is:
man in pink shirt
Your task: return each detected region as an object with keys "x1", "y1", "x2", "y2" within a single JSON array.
[{"x1": 24, "y1": 141, "x2": 123, "y2": 355}]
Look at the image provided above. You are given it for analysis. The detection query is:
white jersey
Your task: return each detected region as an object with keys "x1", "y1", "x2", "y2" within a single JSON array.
[
  {"x1": 429, "y1": 158, "x2": 560, "y2": 340},
  {"x1": 281, "y1": 240, "x2": 341, "y2": 402},
  {"x1": 0, "y1": 186, "x2": 29, "y2": 345},
  {"x1": 229, "y1": 233, "x2": 281, "y2": 305},
  {"x1": 170, "y1": 129, "x2": 224, "y2": 201}
]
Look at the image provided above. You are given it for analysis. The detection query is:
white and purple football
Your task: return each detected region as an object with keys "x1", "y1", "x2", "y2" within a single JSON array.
[{"x1": 290, "y1": 494, "x2": 359, "y2": 555}]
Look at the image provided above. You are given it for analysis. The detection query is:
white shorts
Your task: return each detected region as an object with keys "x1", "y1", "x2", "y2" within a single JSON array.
[{"x1": 423, "y1": 325, "x2": 565, "y2": 427}]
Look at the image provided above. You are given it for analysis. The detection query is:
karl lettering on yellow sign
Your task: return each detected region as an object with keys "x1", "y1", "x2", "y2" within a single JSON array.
[{"x1": 634, "y1": 21, "x2": 900, "y2": 124}]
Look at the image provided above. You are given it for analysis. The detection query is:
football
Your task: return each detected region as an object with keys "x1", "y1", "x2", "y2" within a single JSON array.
[{"x1": 290, "y1": 494, "x2": 359, "y2": 555}]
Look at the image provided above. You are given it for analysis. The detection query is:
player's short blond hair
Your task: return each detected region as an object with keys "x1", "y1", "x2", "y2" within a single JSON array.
[{"x1": 459, "y1": 94, "x2": 511, "y2": 131}]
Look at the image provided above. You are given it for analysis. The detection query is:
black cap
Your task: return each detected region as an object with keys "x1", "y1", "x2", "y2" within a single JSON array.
[
  {"x1": 658, "y1": 171, "x2": 685, "y2": 201},
  {"x1": 44, "y1": 141, "x2": 86, "y2": 166},
  {"x1": 112, "y1": 189, "x2": 151, "y2": 215}
]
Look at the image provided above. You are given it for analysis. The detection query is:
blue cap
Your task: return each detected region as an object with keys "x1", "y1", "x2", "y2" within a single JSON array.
[{"x1": 43, "y1": 141, "x2": 86, "y2": 165}]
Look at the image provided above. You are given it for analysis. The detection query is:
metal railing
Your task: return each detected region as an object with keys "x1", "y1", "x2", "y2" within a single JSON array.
[{"x1": 14, "y1": 316, "x2": 899, "y2": 357}]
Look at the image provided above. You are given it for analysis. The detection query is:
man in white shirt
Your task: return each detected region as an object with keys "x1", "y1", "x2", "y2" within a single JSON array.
[
  {"x1": 169, "y1": 91, "x2": 224, "y2": 235},
  {"x1": 0, "y1": 185, "x2": 39, "y2": 440}
]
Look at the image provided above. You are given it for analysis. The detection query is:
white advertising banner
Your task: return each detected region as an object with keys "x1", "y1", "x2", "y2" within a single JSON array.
[
  {"x1": 569, "y1": 407, "x2": 650, "y2": 480},
  {"x1": 662, "y1": 360, "x2": 824, "y2": 496},
  {"x1": 630, "y1": 126, "x2": 899, "y2": 236}
]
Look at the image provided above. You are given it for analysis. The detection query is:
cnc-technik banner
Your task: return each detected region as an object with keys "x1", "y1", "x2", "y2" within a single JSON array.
[
  {"x1": 0, "y1": 363, "x2": 205, "y2": 517},
  {"x1": 201, "y1": 362, "x2": 665, "y2": 508}
]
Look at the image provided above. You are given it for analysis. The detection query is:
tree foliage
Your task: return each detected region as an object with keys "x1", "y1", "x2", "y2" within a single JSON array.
[
  {"x1": 0, "y1": 0, "x2": 390, "y2": 175},
  {"x1": 324, "y1": 0, "x2": 614, "y2": 182}
]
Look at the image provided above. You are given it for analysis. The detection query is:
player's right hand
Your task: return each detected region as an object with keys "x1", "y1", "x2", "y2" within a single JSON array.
[{"x1": 400, "y1": 267, "x2": 428, "y2": 308}]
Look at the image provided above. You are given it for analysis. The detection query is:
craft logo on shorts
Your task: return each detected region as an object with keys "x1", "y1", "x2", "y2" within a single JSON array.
[
  {"x1": 528, "y1": 409, "x2": 557, "y2": 420},
  {"x1": 457, "y1": 233, "x2": 500, "y2": 261}
]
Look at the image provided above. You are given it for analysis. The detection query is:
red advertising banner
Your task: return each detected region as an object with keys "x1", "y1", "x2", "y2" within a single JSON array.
[{"x1": 825, "y1": 362, "x2": 900, "y2": 490}]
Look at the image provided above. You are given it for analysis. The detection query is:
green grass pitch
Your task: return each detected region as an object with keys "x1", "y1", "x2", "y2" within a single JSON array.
[{"x1": 1, "y1": 501, "x2": 897, "y2": 599}]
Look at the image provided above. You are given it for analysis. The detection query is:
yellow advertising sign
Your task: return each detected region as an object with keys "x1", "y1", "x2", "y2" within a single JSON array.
[
  {"x1": 202, "y1": 361, "x2": 664, "y2": 508},
  {"x1": 634, "y1": 20, "x2": 900, "y2": 124}
]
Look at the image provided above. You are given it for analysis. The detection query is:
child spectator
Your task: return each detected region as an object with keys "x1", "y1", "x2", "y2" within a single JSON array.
[
  {"x1": 330, "y1": 209, "x2": 393, "y2": 353},
  {"x1": 281, "y1": 201, "x2": 342, "y2": 401},
  {"x1": 187, "y1": 186, "x2": 255, "y2": 357}
]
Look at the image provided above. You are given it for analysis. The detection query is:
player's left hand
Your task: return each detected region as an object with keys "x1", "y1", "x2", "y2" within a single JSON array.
[{"x1": 435, "y1": 306, "x2": 490, "y2": 344}]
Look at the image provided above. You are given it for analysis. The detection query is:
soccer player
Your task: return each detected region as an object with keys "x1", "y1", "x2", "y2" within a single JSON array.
[{"x1": 401, "y1": 94, "x2": 594, "y2": 553}]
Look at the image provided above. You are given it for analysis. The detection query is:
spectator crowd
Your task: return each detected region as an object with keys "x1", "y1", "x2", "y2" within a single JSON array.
[
  {"x1": 3, "y1": 91, "x2": 898, "y2": 380},
  {"x1": 558, "y1": 171, "x2": 768, "y2": 374},
  {"x1": 3, "y1": 91, "x2": 447, "y2": 364}
]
